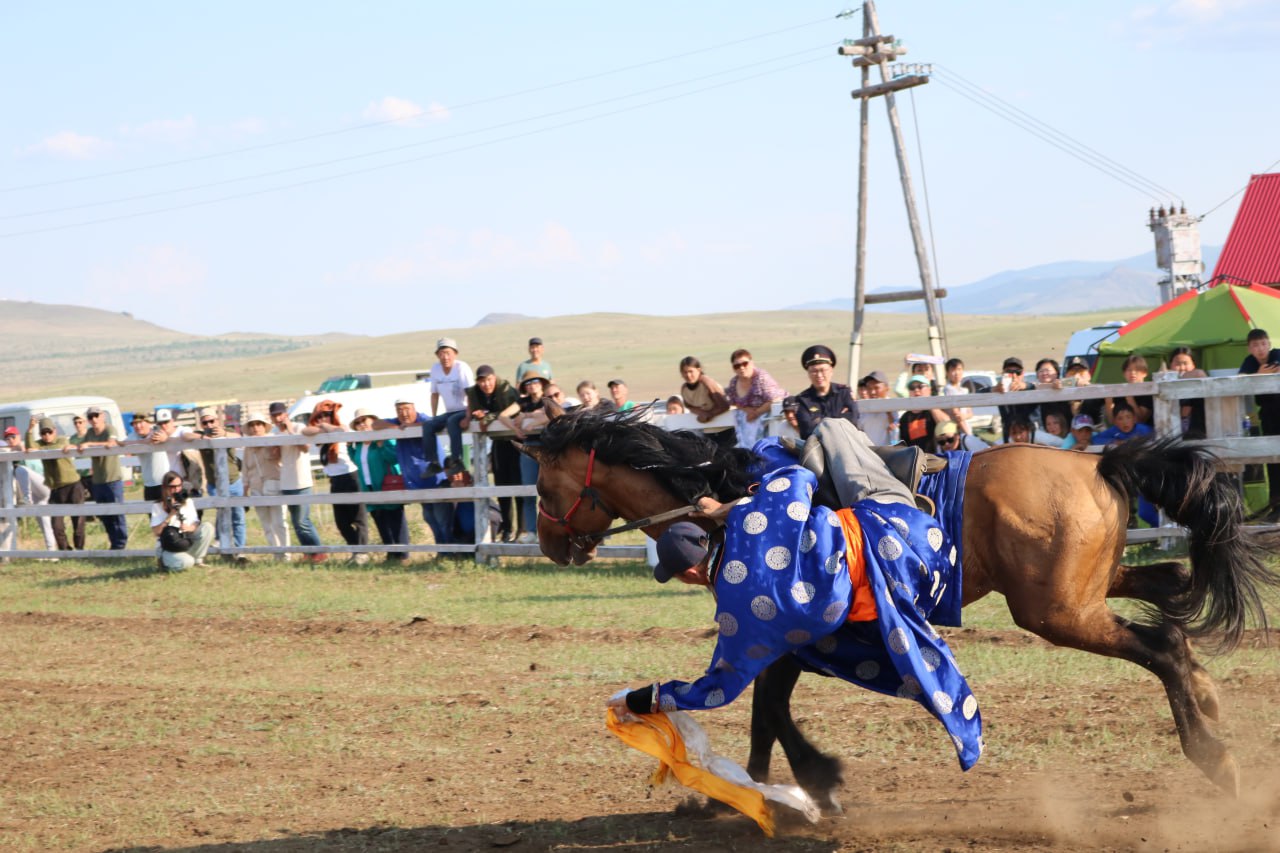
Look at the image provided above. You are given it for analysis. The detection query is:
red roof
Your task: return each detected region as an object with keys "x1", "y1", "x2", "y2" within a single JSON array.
[{"x1": 1211, "y1": 172, "x2": 1280, "y2": 286}]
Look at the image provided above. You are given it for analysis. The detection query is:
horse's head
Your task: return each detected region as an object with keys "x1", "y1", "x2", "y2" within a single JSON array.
[{"x1": 520, "y1": 442, "x2": 620, "y2": 566}]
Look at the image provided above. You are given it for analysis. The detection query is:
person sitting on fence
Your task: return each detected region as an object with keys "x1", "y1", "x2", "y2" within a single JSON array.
[
  {"x1": 241, "y1": 412, "x2": 292, "y2": 561},
  {"x1": 26, "y1": 417, "x2": 86, "y2": 551},
  {"x1": 349, "y1": 408, "x2": 408, "y2": 561},
  {"x1": 304, "y1": 400, "x2": 370, "y2": 565},
  {"x1": 1106, "y1": 354, "x2": 1154, "y2": 427},
  {"x1": 269, "y1": 401, "x2": 325, "y2": 563},
  {"x1": 426, "y1": 337, "x2": 475, "y2": 477},
  {"x1": 151, "y1": 471, "x2": 214, "y2": 572}
]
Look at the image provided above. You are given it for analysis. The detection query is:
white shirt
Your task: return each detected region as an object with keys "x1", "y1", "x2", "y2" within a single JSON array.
[
  {"x1": 274, "y1": 423, "x2": 313, "y2": 490},
  {"x1": 429, "y1": 360, "x2": 475, "y2": 413},
  {"x1": 150, "y1": 499, "x2": 198, "y2": 530}
]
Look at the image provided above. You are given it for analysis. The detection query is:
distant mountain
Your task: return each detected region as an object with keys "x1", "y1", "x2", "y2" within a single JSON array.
[
  {"x1": 787, "y1": 247, "x2": 1223, "y2": 314},
  {"x1": 475, "y1": 312, "x2": 539, "y2": 326}
]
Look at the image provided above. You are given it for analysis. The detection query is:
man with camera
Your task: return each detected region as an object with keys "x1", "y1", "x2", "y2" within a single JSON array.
[{"x1": 150, "y1": 471, "x2": 214, "y2": 571}]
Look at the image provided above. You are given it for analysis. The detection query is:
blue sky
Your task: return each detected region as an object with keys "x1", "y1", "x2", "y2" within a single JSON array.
[{"x1": 2, "y1": 1, "x2": 1278, "y2": 336}]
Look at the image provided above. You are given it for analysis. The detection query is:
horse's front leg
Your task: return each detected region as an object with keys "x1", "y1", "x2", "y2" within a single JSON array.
[{"x1": 750, "y1": 657, "x2": 845, "y2": 813}]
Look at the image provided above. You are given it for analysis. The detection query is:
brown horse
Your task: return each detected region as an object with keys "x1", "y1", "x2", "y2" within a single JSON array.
[{"x1": 523, "y1": 409, "x2": 1276, "y2": 806}]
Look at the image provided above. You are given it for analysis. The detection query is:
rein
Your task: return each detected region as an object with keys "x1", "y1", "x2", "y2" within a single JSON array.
[{"x1": 537, "y1": 445, "x2": 698, "y2": 547}]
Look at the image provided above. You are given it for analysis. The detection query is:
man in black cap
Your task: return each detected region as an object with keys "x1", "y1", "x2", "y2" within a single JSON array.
[
  {"x1": 794, "y1": 345, "x2": 858, "y2": 440},
  {"x1": 75, "y1": 406, "x2": 129, "y2": 549},
  {"x1": 515, "y1": 337, "x2": 551, "y2": 386}
]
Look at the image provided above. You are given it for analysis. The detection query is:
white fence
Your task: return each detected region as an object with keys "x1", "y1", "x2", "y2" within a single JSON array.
[{"x1": 3, "y1": 373, "x2": 1280, "y2": 562}]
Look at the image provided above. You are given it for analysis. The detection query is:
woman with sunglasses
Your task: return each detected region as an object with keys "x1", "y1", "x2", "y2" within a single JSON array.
[{"x1": 724, "y1": 348, "x2": 785, "y2": 449}]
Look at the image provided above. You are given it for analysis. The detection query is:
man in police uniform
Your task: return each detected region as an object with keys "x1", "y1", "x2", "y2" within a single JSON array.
[{"x1": 794, "y1": 344, "x2": 859, "y2": 440}]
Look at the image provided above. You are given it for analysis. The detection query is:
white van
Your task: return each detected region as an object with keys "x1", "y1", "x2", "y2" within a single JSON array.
[
  {"x1": 1064, "y1": 321, "x2": 1127, "y2": 371},
  {"x1": 286, "y1": 371, "x2": 440, "y2": 426},
  {"x1": 0, "y1": 395, "x2": 125, "y2": 441}
]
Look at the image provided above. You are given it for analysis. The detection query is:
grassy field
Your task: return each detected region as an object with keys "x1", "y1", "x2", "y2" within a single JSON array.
[{"x1": 1, "y1": 302, "x2": 1141, "y2": 411}]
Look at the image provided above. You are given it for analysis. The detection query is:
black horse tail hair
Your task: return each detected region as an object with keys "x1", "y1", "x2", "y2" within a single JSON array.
[{"x1": 1096, "y1": 435, "x2": 1278, "y2": 652}]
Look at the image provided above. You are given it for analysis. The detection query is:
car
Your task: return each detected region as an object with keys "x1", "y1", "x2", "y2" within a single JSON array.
[{"x1": 956, "y1": 371, "x2": 1000, "y2": 432}]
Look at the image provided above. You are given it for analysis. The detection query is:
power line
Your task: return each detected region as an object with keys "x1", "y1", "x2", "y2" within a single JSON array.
[
  {"x1": 931, "y1": 65, "x2": 1179, "y2": 202},
  {"x1": 0, "y1": 55, "x2": 829, "y2": 240},
  {"x1": 2, "y1": 14, "x2": 840, "y2": 195},
  {"x1": 1199, "y1": 155, "x2": 1280, "y2": 220},
  {"x1": 1, "y1": 45, "x2": 832, "y2": 222},
  {"x1": 929, "y1": 73, "x2": 1168, "y2": 202}
]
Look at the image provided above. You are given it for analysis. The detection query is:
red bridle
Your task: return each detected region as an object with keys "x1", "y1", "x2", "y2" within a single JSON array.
[{"x1": 537, "y1": 447, "x2": 611, "y2": 543}]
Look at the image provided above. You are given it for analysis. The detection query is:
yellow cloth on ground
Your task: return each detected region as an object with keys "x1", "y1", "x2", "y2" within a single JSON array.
[{"x1": 606, "y1": 708, "x2": 776, "y2": 836}]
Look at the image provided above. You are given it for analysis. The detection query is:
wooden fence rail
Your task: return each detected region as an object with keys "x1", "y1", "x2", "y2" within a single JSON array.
[{"x1": 4, "y1": 373, "x2": 1280, "y2": 561}]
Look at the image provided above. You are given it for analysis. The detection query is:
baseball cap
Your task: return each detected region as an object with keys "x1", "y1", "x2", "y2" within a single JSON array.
[
  {"x1": 394, "y1": 397, "x2": 416, "y2": 406},
  {"x1": 528, "y1": 337, "x2": 543, "y2": 346},
  {"x1": 475, "y1": 364, "x2": 495, "y2": 378},
  {"x1": 268, "y1": 401, "x2": 288, "y2": 415},
  {"x1": 934, "y1": 421, "x2": 959, "y2": 439},
  {"x1": 154, "y1": 409, "x2": 174, "y2": 423},
  {"x1": 3, "y1": 426, "x2": 19, "y2": 437},
  {"x1": 435, "y1": 337, "x2": 459, "y2": 353},
  {"x1": 801, "y1": 344, "x2": 837, "y2": 369},
  {"x1": 1002, "y1": 357, "x2": 1024, "y2": 373},
  {"x1": 1071, "y1": 414, "x2": 1097, "y2": 431},
  {"x1": 38, "y1": 417, "x2": 56, "y2": 432},
  {"x1": 607, "y1": 378, "x2": 626, "y2": 388},
  {"x1": 132, "y1": 412, "x2": 152, "y2": 423},
  {"x1": 85, "y1": 406, "x2": 103, "y2": 416},
  {"x1": 907, "y1": 376, "x2": 929, "y2": 388},
  {"x1": 865, "y1": 370, "x2": 888, "y2": 385},
  {"x1": 654, "y1": 522, "x2": 711, "y2": 584}
]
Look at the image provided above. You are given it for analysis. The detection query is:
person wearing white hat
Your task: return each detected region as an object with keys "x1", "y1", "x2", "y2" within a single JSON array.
[
  {"x1": 241, "y1": 412, "x2": 291, "y2": 559},
  {"x1": 426, "y1": 337, "x2": 474, "y2": 476}
]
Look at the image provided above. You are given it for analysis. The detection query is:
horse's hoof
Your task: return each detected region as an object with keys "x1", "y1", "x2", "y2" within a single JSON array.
[
  {"x1": 1205, "y1": 753, "x2": 1240, "y2": 798},
  {"x1": 821, "y1": 792, "x2": 843, "y2": 816}
]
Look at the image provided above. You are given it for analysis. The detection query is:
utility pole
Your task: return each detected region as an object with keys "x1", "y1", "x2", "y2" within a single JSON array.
[{"x1": 842, "y1": 1, "x2": 946, "y2": 385}]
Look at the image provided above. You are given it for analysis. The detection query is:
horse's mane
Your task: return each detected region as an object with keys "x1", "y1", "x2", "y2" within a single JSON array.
[{"x1": 533, "y1": 407, "x2": 758, "y2": 503}]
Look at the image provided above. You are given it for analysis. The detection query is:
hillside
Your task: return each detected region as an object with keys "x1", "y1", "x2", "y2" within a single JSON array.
[
  {"x1": 0, "y1": 300, "x2": 349, "y2": 396},
  {"x1": 0, "y1": 302, "x2": 1133, "y2": 412}
]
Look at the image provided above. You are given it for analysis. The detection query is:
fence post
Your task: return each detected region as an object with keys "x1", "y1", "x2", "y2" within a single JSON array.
[
  {"x1": 213, "y1": 448, "x2": 232, "y2": 557},
  {"x1": 0, "y1": 459, "x2": 14, "y2": 553},
  {"x1": 472, "y1": 431, "x2": 492, "y2": 562},
  {"x1": 1153, "y1": 379, "x2": 1181, "y2": 550}
]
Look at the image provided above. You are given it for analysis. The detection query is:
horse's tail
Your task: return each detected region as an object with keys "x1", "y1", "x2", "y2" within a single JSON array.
[{"x1": 1096, "y1": 435, "x2": 1278, "y2": 652}]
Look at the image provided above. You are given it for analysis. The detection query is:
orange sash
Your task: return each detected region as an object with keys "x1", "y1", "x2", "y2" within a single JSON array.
[{"x1": 835, "y1": 508, "x2": 877, "y2": 622}]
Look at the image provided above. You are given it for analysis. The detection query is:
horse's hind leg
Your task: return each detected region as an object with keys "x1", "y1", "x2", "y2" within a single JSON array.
[
  {"x1": 1012, "y1": 600, "x2": 1238, "y2": 795},
  {"x1": 750, "y1": 657, "x2": 844, "y2": 813},
  {"x1": 1108, "y1": 562, "x2": 1220, "y2": 721}
]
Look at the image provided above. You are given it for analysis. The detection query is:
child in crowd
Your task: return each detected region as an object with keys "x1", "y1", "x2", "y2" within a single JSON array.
[{"x1": 1091, "y1": 403, "x2": 1153, "y2": 445}]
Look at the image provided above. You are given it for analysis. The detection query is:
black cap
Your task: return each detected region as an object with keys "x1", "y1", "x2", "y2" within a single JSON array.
[
  {"x1": 607, "y1": 378, "x2": 626, "y2": 388},
  {"x1": 269, "y1": 401, "x2": 288, "y2": 415},
  {"x1": 1002, "y1": 357, "x2": 1024, "y2": 372},
  {"x1": 801, "y1": 345, "x2": 837, "y2": 369},
  {"x1": 654, "y1": 522, "x2": 710, "y2": 584},
  {"x1": 475, "y1": 364, "x2": 495, "y2": 378},
  {"x1": 528, "y1": 337, "x2": 543, "y2": 346}
]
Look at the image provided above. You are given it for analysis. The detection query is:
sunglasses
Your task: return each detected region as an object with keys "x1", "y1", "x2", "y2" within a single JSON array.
[
  {"x1": 40, "y1": 428, "x2": 54, "y2": 434},
  {"x1": 939, "y1": 435, "x2": 960, "y2": 444},
  {"x1": 732, "y1": 361, "x2": 750, "y2": 369},
  {"x1": 201, "y1": 419, "x2": 216, "y2": 425}
]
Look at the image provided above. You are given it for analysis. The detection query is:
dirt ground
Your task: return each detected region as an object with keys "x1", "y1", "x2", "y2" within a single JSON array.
[{"x1": 1, "y1": 612, "x2": 1277, "y2": 853}]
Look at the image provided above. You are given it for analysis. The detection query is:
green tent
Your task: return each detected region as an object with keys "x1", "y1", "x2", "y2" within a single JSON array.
[{"x1": 1094, "y1": 283, "x2": 1280, "y2": 381}]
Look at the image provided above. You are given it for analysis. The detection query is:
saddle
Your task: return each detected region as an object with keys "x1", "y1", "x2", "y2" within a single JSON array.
[{"x1": 777, "y1": 431, "x2": 947, "y2": 516}]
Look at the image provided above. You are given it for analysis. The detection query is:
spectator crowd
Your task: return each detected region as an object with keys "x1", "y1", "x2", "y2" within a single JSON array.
[{"x1": 4, "y1": 328, "x2": 1278, "y2": 563}]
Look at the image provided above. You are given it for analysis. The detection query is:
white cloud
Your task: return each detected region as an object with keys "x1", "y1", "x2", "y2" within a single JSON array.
[
  {"x1": 1127, "y1": 0, "x2": 1280, "y2": 45},
  {"x1": 24, "y1": 131, "x2": 111, "y2": 160},
  {"x1": 89, "y1": 246, "x2": 209, "y2": 300},
  {"x1": 120, "y1": 115, "x2": 198, "y2": 144},
  {"x1": 362, "y1": 95, "x2": 450, "y2": 127}
]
